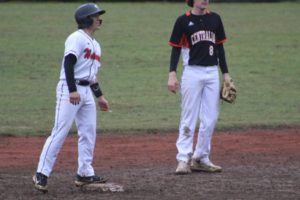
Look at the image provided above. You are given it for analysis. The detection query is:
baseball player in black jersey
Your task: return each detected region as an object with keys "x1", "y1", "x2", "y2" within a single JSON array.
[{"x1": 168, "y1": 0, "x2": 233, "y2": 174}]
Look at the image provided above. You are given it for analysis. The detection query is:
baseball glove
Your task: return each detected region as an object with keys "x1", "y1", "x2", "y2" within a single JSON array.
[{"x1": 220, "y1": 78, "x2": 237, "y2": 103}]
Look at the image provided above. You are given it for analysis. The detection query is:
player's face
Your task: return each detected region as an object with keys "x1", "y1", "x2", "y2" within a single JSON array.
[
  {"x1": 90, "y1": 14, "x2": 103, "y2": 31},
  {"x1": 194, "y1": 0, "x2": 209, "y2": 10}
]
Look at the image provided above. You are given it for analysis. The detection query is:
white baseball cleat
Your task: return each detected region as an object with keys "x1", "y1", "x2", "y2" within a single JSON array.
[
  {"x1": 191, "y1": 159, "x2": 222, "y2": 173},
  {"x1": 175, "y1": 160, "x2": 191, "y2": 175}
]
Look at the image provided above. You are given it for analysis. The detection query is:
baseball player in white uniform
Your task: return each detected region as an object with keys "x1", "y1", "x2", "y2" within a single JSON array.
[
  {"x1": 33, "y1": 3, "x2": 109, "y2": 193},
  {"x1": 168, "y1": 0, "x2": 232, "y2": 174}
]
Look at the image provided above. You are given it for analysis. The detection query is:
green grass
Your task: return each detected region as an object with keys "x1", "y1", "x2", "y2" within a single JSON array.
[{"x1": 0, "y1": 2, "x2": 299, "y2": 135}]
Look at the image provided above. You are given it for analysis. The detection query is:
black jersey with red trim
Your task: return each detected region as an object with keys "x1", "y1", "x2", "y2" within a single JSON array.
[{"x1": 169, "y1": 10, "x2": 227, "y2": 66}]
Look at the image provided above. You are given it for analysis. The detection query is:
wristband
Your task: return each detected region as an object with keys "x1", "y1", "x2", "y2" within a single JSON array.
[{"x1": 90, "y1": 82, "x2": 103, "y2": 98}]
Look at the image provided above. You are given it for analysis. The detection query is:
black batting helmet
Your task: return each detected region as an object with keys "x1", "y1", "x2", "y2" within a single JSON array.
[
  {"x1": 75, "y1": 3, "x2": 105, "y2": 29},
  {"x1": 186, "y1": 0, "x2": 193, "y2": 7}
]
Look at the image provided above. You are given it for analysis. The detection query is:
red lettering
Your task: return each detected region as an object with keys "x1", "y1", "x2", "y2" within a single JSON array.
[
  {"x1": 84, "y1": 48, "x2": 91, "y2": 59},
  {"x1": 95, "y1": 55, "x2": 100, "y2": 61},
  {"x1": 84, "y1": 48, "x2": 101, "y2": 61}
]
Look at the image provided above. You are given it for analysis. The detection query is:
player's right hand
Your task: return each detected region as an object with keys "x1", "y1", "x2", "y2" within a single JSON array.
[
  {"x1": 69, "y1": 92, "x2": 81, "y2": 105},
  {"x1": 167, "y1": 71, "x2": 179, "y2": 94}
]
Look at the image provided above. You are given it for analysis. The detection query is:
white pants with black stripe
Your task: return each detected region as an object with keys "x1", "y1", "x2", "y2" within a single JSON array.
[
  {"x1": 37, "y1": 80, "x2": 97, "y2": 177},
  {"x1": 176, "y1": 65, "x2": 220, "y2": 164}
]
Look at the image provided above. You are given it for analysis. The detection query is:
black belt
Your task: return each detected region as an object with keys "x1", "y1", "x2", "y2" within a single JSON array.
[{"x1": 76, "y1": 80, "x2": 91, "y2": 86}]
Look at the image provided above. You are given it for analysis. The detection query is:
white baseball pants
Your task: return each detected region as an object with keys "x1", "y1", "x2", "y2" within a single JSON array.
[
  {"x1": 37, "y1": 80, "x2": 97, "y2": 177},
  {"x1": 176, "y1": 66, "x2": 220, "y2": 164}
]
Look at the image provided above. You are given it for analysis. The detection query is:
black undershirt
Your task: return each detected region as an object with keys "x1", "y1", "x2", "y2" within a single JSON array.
[
  {"x1": 169, "y1": 47, "x2": 181, "y2": 72},
  {"x1": 216, "y1": 43, "x2": 228, "y2": 74},
  {"x1": 64, "y1": 54, "x2": 77, "y2": 93}
]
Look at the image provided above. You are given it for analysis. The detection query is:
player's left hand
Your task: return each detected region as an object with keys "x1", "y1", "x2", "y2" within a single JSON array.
[
  {"x1": 220, "y1": 73, "x2": 237, "y2": 103},
  {"x1": 98, "y1": 96, "x2": 109, "y2": 111}
]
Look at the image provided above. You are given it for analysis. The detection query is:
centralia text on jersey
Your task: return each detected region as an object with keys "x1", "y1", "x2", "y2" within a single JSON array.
[{"x1": 191, "y1": 30, "x2": 215, "y2": 45}]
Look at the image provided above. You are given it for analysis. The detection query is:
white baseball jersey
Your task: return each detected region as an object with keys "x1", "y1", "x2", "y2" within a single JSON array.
[
  {"x1": 181, "y1": 47, "x2": 189, "y2": 67},
  {"x1": 60, "y1": 29, "x2": 102, "y2": 82},
  {"x1": 36, "y1": 29, "x2": 103, "y2": 177}
]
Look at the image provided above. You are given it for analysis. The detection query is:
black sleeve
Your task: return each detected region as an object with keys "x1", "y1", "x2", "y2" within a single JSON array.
[
  {"x1": 169, "y1": 16, "x2": 185, "y2": 47},
  {"x1": 216, "y1": 15, "x2": 227, "y2": 44},
  {"x1": 169, "y1": 47, "x2": 181, "y2": 72},
  {"x1": 216, "y1": 43, "x2": 229, "y2": 74},
  {"x1": 64, "y1": 54, "x2": 77, "y2": 93}
]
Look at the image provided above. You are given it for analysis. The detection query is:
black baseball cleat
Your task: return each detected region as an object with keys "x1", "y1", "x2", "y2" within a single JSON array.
[
  {"x1": 75, "y1": 174, "x2": 108, "y2": 186},
  {"x1": 32, "y1": 172, "x2": 48, "y2": 193}
]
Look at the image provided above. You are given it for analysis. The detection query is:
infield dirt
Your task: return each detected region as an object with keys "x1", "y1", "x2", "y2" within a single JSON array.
[{"x1": 0, "y1": 128, "x2": 299, "y2": 200}]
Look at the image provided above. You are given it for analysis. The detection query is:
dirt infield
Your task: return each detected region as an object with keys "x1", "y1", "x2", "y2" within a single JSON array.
[{"x1": 0, "y1": 128, "x2": 299, "y2": 200}]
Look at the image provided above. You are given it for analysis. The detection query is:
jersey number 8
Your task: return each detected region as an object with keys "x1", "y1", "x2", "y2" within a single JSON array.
[{"x1": 209, "y1": 45, "x2": 214, "y2": 56}]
